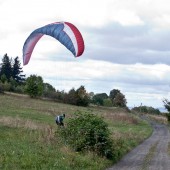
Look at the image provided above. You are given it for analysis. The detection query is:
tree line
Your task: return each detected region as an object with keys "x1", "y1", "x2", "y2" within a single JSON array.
[
  {"x1": 0, "y1": 54, "x2": 127, "y2": 107},
  {"x1": 0, "y1": 54, "x2": 25, "y2": 93}
]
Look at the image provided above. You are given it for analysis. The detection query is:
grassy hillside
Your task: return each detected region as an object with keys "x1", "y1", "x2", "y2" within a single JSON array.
[{"x1": 0, "y1": 93, "x2": 152, "y2": 170}]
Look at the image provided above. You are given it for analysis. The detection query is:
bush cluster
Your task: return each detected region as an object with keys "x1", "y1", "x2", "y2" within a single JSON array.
[
  {"x1": 0, "y1": 83, "x2": 4, "y2": 93},
  {"x1": 58, "y1": 111, "x2": 114, "y2": 159},
  {"x1": 43, "y1": 86, "x2": 90, "y2": 107},
  {"x1": 132, "y1": 106, "x2": 160, "y2": 115}
]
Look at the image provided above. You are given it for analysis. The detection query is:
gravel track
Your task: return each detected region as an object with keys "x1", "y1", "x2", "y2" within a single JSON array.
[{"x1": 107, "y1": 122, "x2": 170, "y2": 170}]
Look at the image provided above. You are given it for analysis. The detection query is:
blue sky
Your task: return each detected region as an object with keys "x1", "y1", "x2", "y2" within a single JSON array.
[{"x1": 0, "y1": 0, "x2": 170, "y2": 108}]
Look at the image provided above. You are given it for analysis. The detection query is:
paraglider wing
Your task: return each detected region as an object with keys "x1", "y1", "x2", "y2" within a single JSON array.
[{"x1": 23, "y1": 22, "x2": 84, "y2": 65}]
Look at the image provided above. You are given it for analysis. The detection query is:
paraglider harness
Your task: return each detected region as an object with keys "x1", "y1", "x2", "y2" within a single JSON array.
[{"x1": 55, "y1": 114, "x2": 65, "y2": 126}]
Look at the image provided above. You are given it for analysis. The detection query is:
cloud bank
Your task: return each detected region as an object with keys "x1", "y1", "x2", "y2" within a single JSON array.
[{"x1": 0, "y1": 0, "x2": 170, "y2": 108}]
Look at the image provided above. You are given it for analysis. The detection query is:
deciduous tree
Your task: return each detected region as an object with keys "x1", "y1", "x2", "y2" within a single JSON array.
[
  {"x1": 25, "y1": 75, "x2": 44, "y2": 98},
  {"x1": 109, "y1": 89, "x2": 127, "y2": 107}
]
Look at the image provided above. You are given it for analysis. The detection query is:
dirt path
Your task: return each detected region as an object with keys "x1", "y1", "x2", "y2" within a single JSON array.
[{"x1": 107, "y1": 122, "x2": 170, "y2": 170}]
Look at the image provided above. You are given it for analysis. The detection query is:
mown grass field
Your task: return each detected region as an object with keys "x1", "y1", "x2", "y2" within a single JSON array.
[{"x1": 0, "y1": 93, "x2": 152, "y2": 170}]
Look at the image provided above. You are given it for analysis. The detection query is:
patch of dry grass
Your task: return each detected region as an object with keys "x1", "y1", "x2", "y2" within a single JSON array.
[
  {"x1": 103, "y1": 112, "x2": 139, "y2": 124},
  {"x1": 147, "y1": 114, "x2": 168, "y2": 124},
  {"x1": 0, "y1": 116, "x2": 47, "y2": 130},
  {"x1": 0, "y1": 116, "x2": 58, "y2": 144}
]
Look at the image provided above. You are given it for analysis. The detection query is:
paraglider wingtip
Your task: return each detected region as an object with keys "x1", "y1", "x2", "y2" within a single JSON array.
[{"x1": 23, "y1": 62, "x2": 27, "y2": 66}]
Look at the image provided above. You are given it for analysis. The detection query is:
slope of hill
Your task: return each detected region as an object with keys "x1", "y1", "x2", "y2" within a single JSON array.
[{"x1": 0, "y1": 93, "x2": 152, "y2": 169}]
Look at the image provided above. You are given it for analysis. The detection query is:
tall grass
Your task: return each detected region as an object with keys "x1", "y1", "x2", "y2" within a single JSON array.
[{"x1": 0, "y1": 125, "x2": 112, "y2": 170}]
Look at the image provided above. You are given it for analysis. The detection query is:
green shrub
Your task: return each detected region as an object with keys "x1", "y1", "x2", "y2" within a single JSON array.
[
  {"x1": 2, "y1": 81, "x2": 11, "y2": 91},
  {"x1": 58, "y1": 111, "x2": 114, "y2": 159},
  {"x1": 103, "y1": 98, "x2": 113, "y2": 107},
  {"x1": 0, "y1": 83, "x2": 4, "y2": 93},
  {"x1": 165, "y1": 113, "x2": 170, "y2": 122}
]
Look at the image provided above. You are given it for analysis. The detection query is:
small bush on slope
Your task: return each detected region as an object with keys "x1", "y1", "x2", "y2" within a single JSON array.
[{"x1": 58, "y1": 111, "x2": 114, "y2": 160}]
